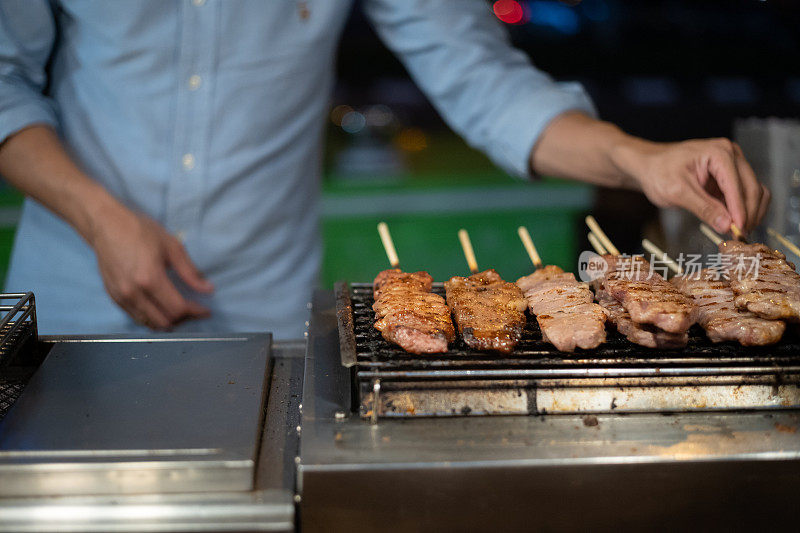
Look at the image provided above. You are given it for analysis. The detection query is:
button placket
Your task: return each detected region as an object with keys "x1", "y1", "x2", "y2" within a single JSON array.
[
  {"x1": 182, "y1": 0, "x2": 218, "y2": 262},
  {"x1": 166, "y1": 1, "x2": 216, "y2": 242}
]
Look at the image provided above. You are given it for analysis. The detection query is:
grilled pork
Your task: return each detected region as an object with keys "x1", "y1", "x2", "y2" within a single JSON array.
[
  {"x1": 516, "y1": 265, "x2": 607, "y2": 352},
  {"x1": 372, "y1": 269, "x2": 455, "y2": 354},
  {"x1": 671, "y1": 268, "x2": 785, "y2": 345},
  {"x1": 719, "y1": 240, "x2": 800, "y2": 322},
  {"x1": 601, "y1": 255, "x2": 697, "y2": 333},
  {"x1": 596, "y1": 288, "x2": 688, "y2": 348},
  {"x1": 444, "y1": 269, "x2": 527, "y2": 353}
]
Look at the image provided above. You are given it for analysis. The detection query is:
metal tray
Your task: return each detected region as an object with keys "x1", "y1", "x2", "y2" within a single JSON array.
[{"x1": 0, "y1": 333, "x2": 271, "y2": 497}]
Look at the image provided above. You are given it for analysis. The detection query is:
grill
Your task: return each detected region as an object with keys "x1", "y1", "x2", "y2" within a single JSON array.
[
  {"x1": 0, "y1": 293, "x2": 38, "y2": 422},
  {"x1": 336, "y1": 282, "x2": 800, "y2": 420}
]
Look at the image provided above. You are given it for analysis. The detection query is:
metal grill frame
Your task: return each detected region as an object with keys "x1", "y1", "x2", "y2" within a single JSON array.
[
  {"x1": 336, "y1": 282, "x2": 800, "y2": 420},
  {"x1": 0, "y1": 292, "x2": 38, "y2": 421}
]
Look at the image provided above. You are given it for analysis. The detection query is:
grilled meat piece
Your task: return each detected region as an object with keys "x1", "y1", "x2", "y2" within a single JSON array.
[
  {"x1": 719, "y1": 240, "x2": 800, "y2": 322},
  {"x1": 445, "y1": 269, "x2": 527, "y2": 353},
  {"x1": 671, "y1": 268, "x2": 785, "y2": 345},
  {"x1": 596, "y1": 288, "x2": 688, "y2": 349},
  {"x1": 373, "y1": 268, "x2": 433, "y2": 297},
  {"x1": 601, "y1": 254, "x2": 697, "y2": 333},
  {"x1": 372, "y1": 269, "x2": 455, "y2": 354},
  {"x1": 516, "y1": 265, "x2": 607, "y2": 352}
]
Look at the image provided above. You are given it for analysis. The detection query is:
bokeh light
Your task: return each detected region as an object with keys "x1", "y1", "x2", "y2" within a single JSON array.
[
  {"x1": 364, "y1": 104, "x2": 395, "y2": 129},
  {"x1": 394, "y1": 128, "x2": 428, "y2": 152},
  {"x1": 330, "y1": 104, "x2": 353, "y2": 126},
  {"x1": 493, "y1": 0, "x2": 526, "y2": 24},
  {"x1": 341, "y1": 111, "x2": 366, "y2": 134}
]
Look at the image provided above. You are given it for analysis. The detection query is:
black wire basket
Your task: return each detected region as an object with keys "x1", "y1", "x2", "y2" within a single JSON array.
[{"x1": 0, "y1": 292, "x2": 37, "y2": 421}]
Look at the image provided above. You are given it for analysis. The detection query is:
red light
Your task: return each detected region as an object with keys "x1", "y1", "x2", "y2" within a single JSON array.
[{"x1": 493, "y1": 0, "x2": 525, "y2": 24}]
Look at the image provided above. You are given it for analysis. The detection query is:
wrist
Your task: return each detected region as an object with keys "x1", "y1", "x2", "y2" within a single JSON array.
[
  {"x1": 608, "y1": 133, "x2": 663, "y2": 191},
  {"x1": 79, "y1": 187, "x2": 128, "y2": 247}
]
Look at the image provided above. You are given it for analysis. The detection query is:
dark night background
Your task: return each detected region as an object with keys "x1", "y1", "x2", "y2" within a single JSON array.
[
  {"x1": 334, "y1": 0, "x2": 800, "y2": 142},
  {"x1": 323, "y1": 0, "x2": 799, "y2": 258}
]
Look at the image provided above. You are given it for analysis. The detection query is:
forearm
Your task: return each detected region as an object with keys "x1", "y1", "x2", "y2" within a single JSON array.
[
  {"x1": 530, "y1": 111, "x2": 769, "y2": 234},
  {"x1": 0, "y1": 125, "x2": 121, "y2": 245},
  {"x1": 530, "y1": 111, "x2": 658, "y2": 190}
]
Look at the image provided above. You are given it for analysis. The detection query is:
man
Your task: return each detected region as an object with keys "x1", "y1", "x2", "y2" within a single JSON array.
[{"x1": 0, "y1": 1, "x2": 769, "y2": 338}]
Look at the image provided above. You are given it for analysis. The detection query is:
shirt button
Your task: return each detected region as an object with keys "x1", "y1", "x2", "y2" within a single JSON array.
[
  {"x1": 182, "y1": 153, "x2": 196, "y2": 171},
  {"x1": 188, "y1": 74, "x2": 202, "y2": 91},
  {"x1": 298, "y1": 1, "x2": 310, "y2": 20},
  {"x1": 192, "y1": 0, "x2": 206, "y2": 6}
]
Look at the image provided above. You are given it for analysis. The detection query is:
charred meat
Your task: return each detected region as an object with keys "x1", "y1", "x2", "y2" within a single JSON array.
[
  {"x1": 719, "y1": 240, "x2": 800, "y2": 322},
  {"x1": 596, "y1": 287, "x2": 688, "y2": 349},
  {"x1": 445, "y1": 269, "x2": 527, "y2": 353},
  {"x1": 601, "y1": 254, "x2": 697, "y2": 333},
  {"x1": 517, "y1": 265, "x2": 607, "y2": 352},
  {"x1": 372, "y1": 269, "x2": 455, "y2": 354},
  {"x1": 671, "y1": 268, "x2": 785, "y2": 345}
]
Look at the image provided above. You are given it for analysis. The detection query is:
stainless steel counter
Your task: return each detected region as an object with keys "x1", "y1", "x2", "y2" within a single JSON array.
[
  {"x1": 6, "y1": 292, "x2": 800, "y2": 532},
  {"x1": 299, "y1": 291, "x2": 800, "y2": 532},
  {"x1": 0, "y1": 335, "x2": 304, "y2": 533}
]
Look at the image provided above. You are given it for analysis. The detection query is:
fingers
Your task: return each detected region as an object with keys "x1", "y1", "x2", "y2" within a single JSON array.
[
  {"x1": 756, "y1": 184, "x2": 771, "y2": 227},
  {"x1": 143, "y1": 268, "x2": 211, "y2": 327},
  {"x1": 107, "y1": 278, "x2": 172, "y2": 331},
  {"x1": 705, "y1": 140, "x2": 747, "y2": 232},
  {"x1": 681, "y1": 177, "x2": 732, "y2": 234},
  {"x1": 166, "y1": 237, "x2": 214, "y2": 294},
  {"x1": 133, "y1": 296, "x2": 173, "y2": 331},
  {"x1": 107, "y1": 259, "x2": 210, "y2": 330},
  {"x1": 731, "y1": 143, "x2": 766, "y2": 232}
]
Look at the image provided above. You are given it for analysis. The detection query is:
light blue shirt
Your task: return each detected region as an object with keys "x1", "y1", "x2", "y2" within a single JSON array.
[{"x1": 0, "y1": 0, "x2": 594, "y2": 338}]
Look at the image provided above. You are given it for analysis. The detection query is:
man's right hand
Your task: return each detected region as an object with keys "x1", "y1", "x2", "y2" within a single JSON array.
[{"x1": 88, "y1": 203, "x2": 214, "y2": 330}]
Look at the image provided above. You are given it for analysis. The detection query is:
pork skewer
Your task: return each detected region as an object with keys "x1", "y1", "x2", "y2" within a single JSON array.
[
  {"x1": 699, "y1": 225, "x2": 800, "y2": 322},
  {"x1": 586, "y1": 231, "x2": 689, "y2": 348},
  {"x1": 586, "y1": 216, "x2": 697, "y2": 333},
  {"x1": 515, "y1": 226, "x2": 607, "y2": 352},
  {"x1": 372, "y1": 222, "x2": 455, "y2": 354},
  {"x1": 645, "y1": 238, "x2": 785, "y2": 346},
  {"x1": 445, "y1": 229, "x2": 527, "y2": 353}
]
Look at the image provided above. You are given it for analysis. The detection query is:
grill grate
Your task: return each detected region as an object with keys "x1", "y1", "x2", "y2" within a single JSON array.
[
  {"x1": 339, "y1": 283, "x2": 800, "y2": 419},
  {"x1": 0, "y1": 293, "x2": 38, "y2": 421}
]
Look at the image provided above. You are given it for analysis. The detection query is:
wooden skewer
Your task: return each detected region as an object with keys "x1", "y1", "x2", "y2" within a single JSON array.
[
  {"x1": 767, "y1": 227, "x2": 800, "y2": 260},
  {"x1": 584, "y1": 216, "x2": 620, "y2": 256},
  {"x1": 730, "y1": 223, "x2": 746, "y2": 241},
  {"x1": 458, "y1": 228, "x2": 479, "y2": 274},
  {"x1": 517, "y1": 226, "x2": 543, "y2": 269},
  {"x1": 588, "y1": 232, "x2": 607, "y2": 255},
  {"x1": 641, "y1": 238, "x2": 682, "y2": 275},
  {"x1": 699, "y1": 223, "x2": 723, "y2": 246},
  {"x1": 377, "y1": 222, "x2": 400, "y2": 268}
]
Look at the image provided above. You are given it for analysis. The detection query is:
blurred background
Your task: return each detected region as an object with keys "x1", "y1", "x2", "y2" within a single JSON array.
[
  {"x1": 1, "y1": 0, "x2": 799, "y2": 284},
  {"x1": 322, "y1": 0, "x2": 800, "y2": 284}
]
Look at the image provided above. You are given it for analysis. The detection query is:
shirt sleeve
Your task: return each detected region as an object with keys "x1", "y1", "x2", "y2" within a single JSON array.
[
  {"x1": 363, "y1": 0, "x2": 596, "y2": 178},
  {"x1": 0, "y1": 0, "x2": 59, "y2": 145}
]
